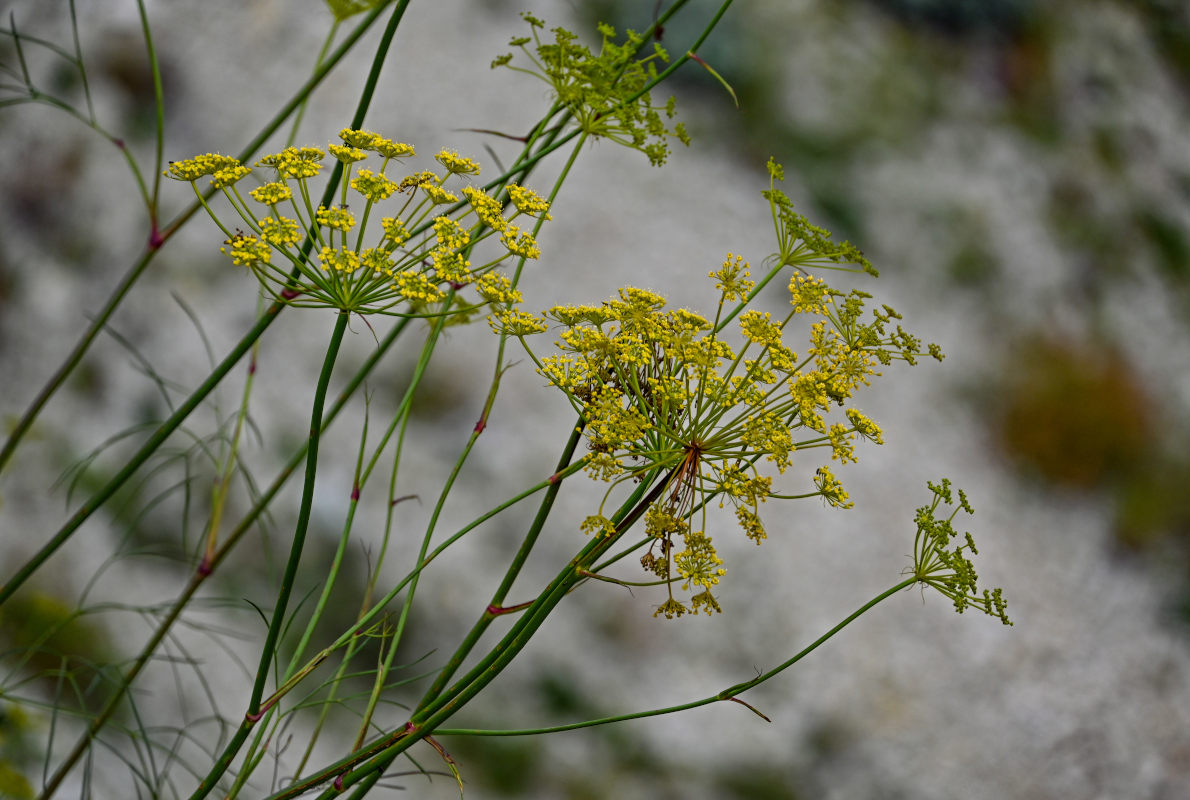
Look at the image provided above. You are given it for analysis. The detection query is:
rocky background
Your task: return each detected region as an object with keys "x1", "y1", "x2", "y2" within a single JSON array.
[{"x1": 2, "y1": 1, "x2": 1189, "y2": 797}]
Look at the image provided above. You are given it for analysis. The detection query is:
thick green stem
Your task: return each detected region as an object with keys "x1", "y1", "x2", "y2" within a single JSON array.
[
  {"x1": 189, "y1": 311, "x2": 349, "y2": 798},
  {"x1": 408, "y1": 471, "x2": 671, "y2": 725}
]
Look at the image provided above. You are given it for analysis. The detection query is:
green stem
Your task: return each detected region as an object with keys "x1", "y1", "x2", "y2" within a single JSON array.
[
  {"x1": 282, "y1": 395, "x2": 371, "y2": 682},
  {"x1": 437, "y1": 578, "x2": 917, "y2": 737},
  {"x1": 415, "y1": 422, "x2": 585, "y2": 706},
  {"x1": 317, "y1": 577, "x2": 913, "y2": 797},
  {"x1": 188, "y1": 311, "x2": 349, "y2": 798},
  {"x1": 293, "y1": 625, "x2": 368, "y2": 779},
  {"x1": 247, "y1": 314, "x2": 346, "y2": 696},
  {"x1": 134, "y1": 0, "x2": 166, "y2": 222},
  {"x1": 265, "y1": 470, "x2": 673, "y2": 800},
  {"x1": 271, "y1": 300, "x2": 451, "y2": 754},
  {"x1": 410, "y1": 125, "x2": 589, "y2": 708}
]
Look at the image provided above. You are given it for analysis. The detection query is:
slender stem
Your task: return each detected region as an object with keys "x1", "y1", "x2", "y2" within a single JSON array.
[
  {"x1": 293, "y1": 625, "x2": 367, "y2": 779},
  {"x1": 282, "y1": 393, "x2": 371, "y2": 681},
  {"x1": 411, "y1": 126, "x2": 590, "y2": 707},
  {"x1": 263, "y1": 470, "x2": 673, "y2": 800},
  {"x1": 321, "y1": 577, "x2": 913, "y2": 797},
  {"x1": 189, "y1": 311, "x2": 349, "y2": 798},
  {"x1": 35, "y1": 312, "x2": 415, "y2": 798},
  {"x1": 134, "y1": 0, "x2": 165, "y2": 224},
  {"x1": 436, "y1": 578, "x2": 917, "y2": 737},
  {"x1": 415, "y1": 422, "x2": 585, "y2": 706},
  {"x1": 0, "y1": 306, "x2": 277, "y2": 609},
  {"x1": 359, "y1": 302, "x2": 452, "y2": 683},
  {"x1": 352, "y1": 620, "x2": 399, "y2": 752}
]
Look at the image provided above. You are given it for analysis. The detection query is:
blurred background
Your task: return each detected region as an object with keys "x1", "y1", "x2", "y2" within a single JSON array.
[{"x1": 2, "y1": 0, "x2": 1190, "y2": 797}]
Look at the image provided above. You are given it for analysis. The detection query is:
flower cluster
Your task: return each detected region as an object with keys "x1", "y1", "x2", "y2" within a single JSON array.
[
  {"x1": 494, "y1": 161, "x2": 944, "y2": 618},
  {"x1": 500, "y1": 164, "x2": 941, "y2": 617},
  {"x1": 493, "y1": 14, "x2": 689, "y2": 166},
  {"x1": 165, "y1": 129, "x2": 551, "y2": 317},
  {"x1": 764, "y1": 159, "x2": 879, "y2": 277},
  {"x1": 910, "y1": 479, "x2": 1012, "y2": 626}
]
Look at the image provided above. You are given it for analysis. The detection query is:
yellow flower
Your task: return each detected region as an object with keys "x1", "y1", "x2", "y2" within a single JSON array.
[
  {"x1": 580, "y1": 515, "x2": 616, "y2": 537},
  {"x1": 423, "y1": 184, "x2": 459, "y2": 205},
  {"x1": 315, "y1": 205, "x2": 356, "y2": 232},
  {"x1": 433, "y1": 217, "x2": 470, "y2": 251},
  {"x1": 350, "y1": 169, "x2": 398, "y2": 202},
  {"x1": 329, "y1": 143, "x2": 367, "y2": 163},
  {"x1": 381, "y1": 217, "x2": 411, "y2": 247},
  {"x1": 370, "y1": 136, "x2": 416, "y2": 159},
  {"x1": 257, "y1": 147, "x2": 325, "y2": 179},
  {"x1": 507, "y1": 184, "x2": 552, "y2": 219},
  {"x1": 221, "y1": 234, "x2": 270, "y2": 267},
  {"x1": 710, "y1": 252, "x2": 753, "y2": 300},
  {"x1": 360, "y1": 247, "x2": 395, "y2": 275},
  {"x1": 435, "y1": 149, "x2": 481, "y2": 175},
  {"x1": 814, "y1": 466, "x2": 852, "y2": 508},
  {"x1": 250, "y1": 182, "x2": 293, "y2": 205},
  {"x1": 211, "y1": 163, "x2": 250, "y2": 188},
  {"x1": 654, "y1": 598, "x2": 688, "y2": 619},
  {"x1": 393, "y1": 270, "x2": 444, "y2": 303},
  {"x1": 462, "y1": 186, "x2": 507, "y2": 231},
  {"x1": 500, "y1": 225, "x2": 541, "y2": 260},
  {"x1": 319, "y1": 246, "x2": 361, "y2": 274},
  {"x1": 790, "y1": 273, "x2": 833, "y2": 314},
  {"x1": 474, "y1": 273, "x2": 522, "y2": 306},
  {"x1": 489, "y1": 309, "x2": 548, "y2": 336},
  {"x1": 739, "y1": 310, "x2": 783, "y2": 346},
  {"x1": 165, "y1": 153, "x2": 242, "y2": 182},
  {"x1": 846, "y1": 409, "x2": 884, "y2": 444},
  {"x1": 258, "y1": 217, "x2": 301, "y2": 248}
]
